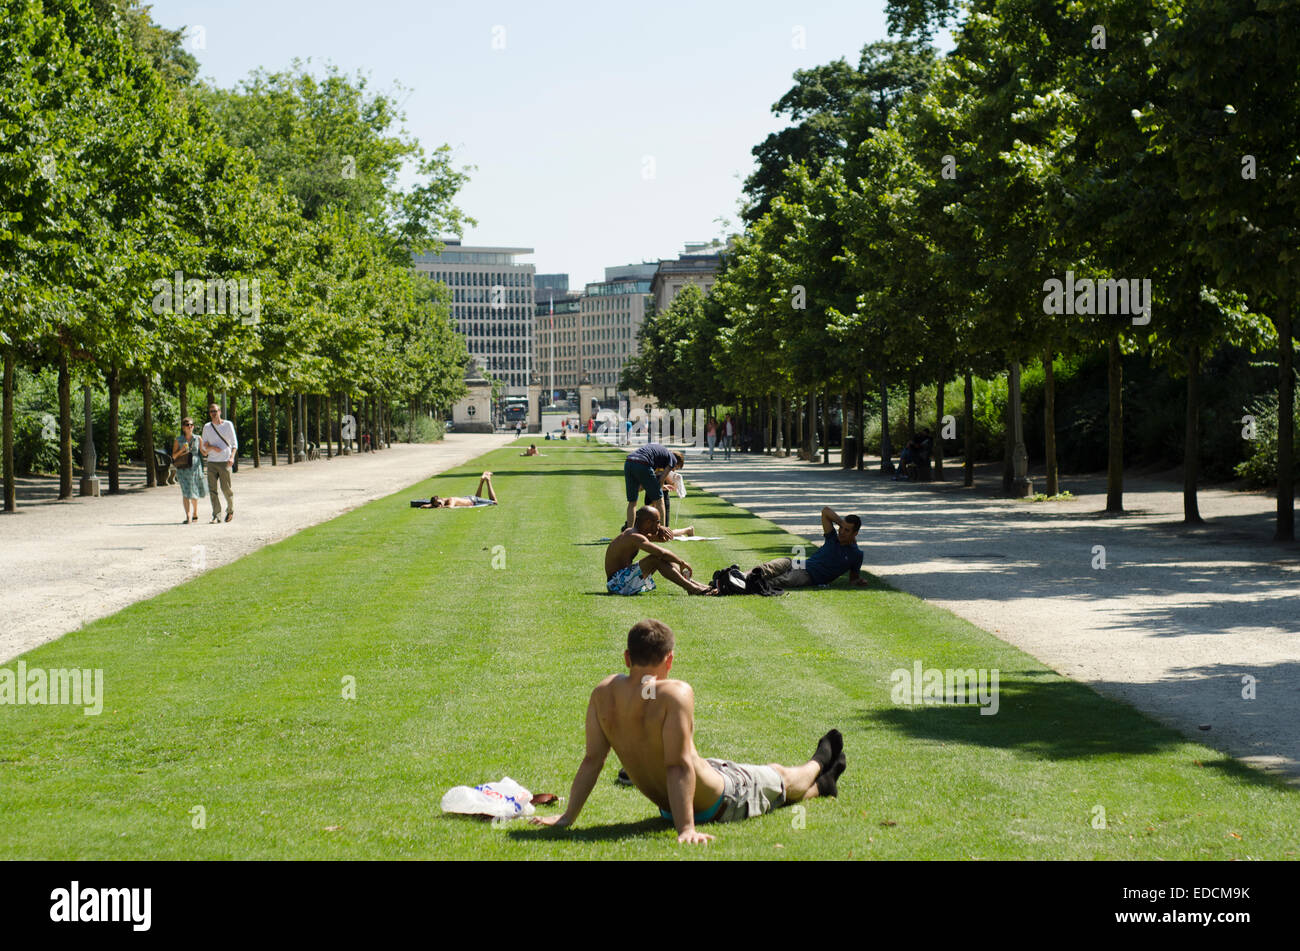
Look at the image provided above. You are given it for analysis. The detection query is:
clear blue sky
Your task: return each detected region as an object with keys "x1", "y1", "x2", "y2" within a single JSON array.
[{"x1": 151, "y1": 0, "x2": 897, "y2": 286}]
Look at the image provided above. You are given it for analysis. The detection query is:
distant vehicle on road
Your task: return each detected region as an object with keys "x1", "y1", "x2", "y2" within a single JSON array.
[{"x1": 503, "y1": 397, "x2": 528, "y2": 424}]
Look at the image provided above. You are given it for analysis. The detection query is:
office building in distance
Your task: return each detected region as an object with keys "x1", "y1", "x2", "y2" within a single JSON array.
[{"x1": 411, "y1": 240, "x2": 536, "y2": 395}]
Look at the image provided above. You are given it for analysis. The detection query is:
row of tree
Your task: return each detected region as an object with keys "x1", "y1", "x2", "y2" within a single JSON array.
[
  {"x1": 1, "y1": 0, "x2": 472, "y2": 511},
  {"x1": 625, "y1": 0, "x2": 1297, "y2": 541}
]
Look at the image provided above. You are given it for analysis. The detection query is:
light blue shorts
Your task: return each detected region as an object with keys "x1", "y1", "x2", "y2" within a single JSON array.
[{"x1": 606, "y1": 564, "x2": 656, "y2": 596}]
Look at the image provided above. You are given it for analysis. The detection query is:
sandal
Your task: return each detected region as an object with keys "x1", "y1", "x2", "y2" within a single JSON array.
[
  {"x1": 225, "y1": 512, "x2": 234, "y2": 522},
  {"x1": 210, "y1": 516, "x2": 220, "y2": 524}
]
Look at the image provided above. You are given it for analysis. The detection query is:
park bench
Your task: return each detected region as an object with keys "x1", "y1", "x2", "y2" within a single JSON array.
[{"x1": 153, "y1": 448, "x2": 176, "y2": 486}]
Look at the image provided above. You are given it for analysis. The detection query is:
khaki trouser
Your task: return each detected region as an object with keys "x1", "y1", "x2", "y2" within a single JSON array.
[
  {"x1": 755, "y1": 557, "x2": 813, "y2": 589},
  {"x1": 207, "y1": 462, "x2": 234, "y2": 518}
]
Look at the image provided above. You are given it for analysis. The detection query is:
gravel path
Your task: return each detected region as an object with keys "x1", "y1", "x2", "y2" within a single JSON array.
[
  {"x1": 0, "y1": 435, "x2": 514, "y2": 663},
  {"x1": 685, "y1": 451, "x2": 1300, "y2": 783}
]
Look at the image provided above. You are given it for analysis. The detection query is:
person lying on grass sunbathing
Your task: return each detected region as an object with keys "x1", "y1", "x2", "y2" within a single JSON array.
[
  {"x1": 420, "y1": 471, "x2": 498, "y2": 508},
  {"x1": 605, "y1": 506, "x2": 711, "y2": 595},
  {"x1": 651, "y1": 523, "x2": 696, "y2": 540},
  {"x1": 529, "y1": 619, "x2": 846, "y2": 844},
  {"x1": 520, "y1": 444, "x2": 542, "y2": 456},
  {"x1": 750, "y1": 506, "x2": 870, "y2": 589}
]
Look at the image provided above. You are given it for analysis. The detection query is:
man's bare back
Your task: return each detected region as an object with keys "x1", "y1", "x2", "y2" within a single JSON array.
[
  {"x1": 529, "y1": 619, "x2": 847, "y2": 844},
  {"x1": 604, "y1": 530, "x2": 647, "y2": 579},
  {"x1": 603, "y1": 507, "x2": 710, "y2": 594},
  {"x1": 591, "y1": 673, "x2": 725, "y2": 813}
]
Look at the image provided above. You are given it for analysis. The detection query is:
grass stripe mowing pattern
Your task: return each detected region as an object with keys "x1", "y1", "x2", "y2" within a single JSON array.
[{"x1": 1, "y1": 441, "x2": 1296, "y2": 859}]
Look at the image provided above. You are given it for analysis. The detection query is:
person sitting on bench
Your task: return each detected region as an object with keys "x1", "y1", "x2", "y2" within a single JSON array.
[
  {"x1": 420, "y1": 472, "x2": 498, "y2": 508},
  {"x1": 529, "y1": 619, "x2": 846, "y2": 844}
]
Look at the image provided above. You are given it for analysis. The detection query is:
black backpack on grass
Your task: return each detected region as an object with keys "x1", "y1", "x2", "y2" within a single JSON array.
[{"x1": 709, "y1": 564, "x2": 782, "y2": 597}]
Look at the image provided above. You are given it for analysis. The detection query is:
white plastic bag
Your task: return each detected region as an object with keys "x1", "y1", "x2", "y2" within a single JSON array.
[
  {"x1": 440, "y1": 776, "x2": 536, "y2": 819},
  {"x1": 671, "y1": 471, "x2": 686, "y2": 498}
]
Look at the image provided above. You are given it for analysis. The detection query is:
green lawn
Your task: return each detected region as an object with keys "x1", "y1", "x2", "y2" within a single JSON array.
[{"x1": 2, "y1": 441, "x2": 1296, "y2": 859}]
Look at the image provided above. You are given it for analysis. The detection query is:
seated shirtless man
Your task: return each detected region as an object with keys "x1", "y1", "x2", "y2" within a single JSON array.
[
  {"x1": 420, "y1": 471, "x2": 498, "y2": 508},
  {"x1": 530, "y1": 619, "x2": 847, "y2": 844},
  {"x1": 520, "y1": 444, "x2": 541, "y2": 456},
  {"x1": 605, "y1": 506, "x2": 711, "y2": 595}
]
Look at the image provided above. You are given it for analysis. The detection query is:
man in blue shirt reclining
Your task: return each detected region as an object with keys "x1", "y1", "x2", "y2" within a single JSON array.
[{"x1": 752, "y1": 507, "x2": 870, "y2": 589}]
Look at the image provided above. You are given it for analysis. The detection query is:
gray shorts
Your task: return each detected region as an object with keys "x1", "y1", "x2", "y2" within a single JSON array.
[{"x1": 707, "y1": 758, "x2": 786, "y2": 822}]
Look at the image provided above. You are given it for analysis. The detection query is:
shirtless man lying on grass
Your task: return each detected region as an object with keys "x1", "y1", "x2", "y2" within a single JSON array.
[
  {"x1": 419, "y1": 471, "x2": 498, "y2": 508},
  {"x1": 604, "y1": 506, "x2": 711, "y2": 595},
  {"x1": 530, "y1": 619, "x2": 846, "y2": 844}
]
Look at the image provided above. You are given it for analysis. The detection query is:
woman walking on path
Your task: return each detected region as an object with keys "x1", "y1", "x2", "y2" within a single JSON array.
[{"x1": 171, "y1": 417, "x2": 206, "y2": 524}]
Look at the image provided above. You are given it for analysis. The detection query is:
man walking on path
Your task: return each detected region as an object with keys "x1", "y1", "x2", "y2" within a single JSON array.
[{"x1": 201, "y1": 403, "x2": 238, "y2": 523}]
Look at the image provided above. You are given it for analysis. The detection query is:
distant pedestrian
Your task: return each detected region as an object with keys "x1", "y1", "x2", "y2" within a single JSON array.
[
  {"x1": 706, "y1": 417, "x2": 718, "y2": 460},
  {"x1": 171, "y1": 416, "x2": 205, "y2": 524},
  {"x1": 723, "y1": 414, "x2": 735, "y2": 461},
  {"x1": 201, "y1": 403, "x2": 238, "y2": 523},
  {"x1": 515, "y1": 420, "x2": 523, "y2": 440}
]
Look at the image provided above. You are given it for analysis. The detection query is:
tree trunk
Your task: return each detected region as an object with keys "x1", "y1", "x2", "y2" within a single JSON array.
[
  {"x1": 58, "y1": 347, "x2": 73, "y2": 499},
  {"x1": 251, "y1": 389, "x2": 261, "y2": 468},
  {"x1": 1275, "y1": 296, "x2": 1294, "y2": 541},
  {"x1": 964, "y1": 370, "x2": 974, "y2": 487},
  {"x1": 270, "y1": 393, "x2": 278, "y2": 465},
  {"x1": 286, "y1": 392, "x2": 295, "y2": 465},
  {"x1": 80, "y1": 384, "x2": 96, "y2": 495},
  {"x1": 108, "y1": 364, "x2": 121, "y2": 493},
  {"x1": 840, "y1": 390, "x2": 849, "y2": 467},
  {"x1": 793, "y1": 393, "x2": 802, "y2": 454},
  {"x1": 229, "y1": 390, "x2": 238, "y2": 465},
  {"x1": 1044, "y1": 350, "x2": 1059, "y2": 496},
  {"x1": 2, "y1": 348, "x2": 14, "y2": 512},
  {"x1": 856, "y1": 378, "x2": 865, "y2": 470},
  {"x1": 1106, "y1": 335, "x2": 1124, "y2": 513},
  {"x1": 907, "y1": 371, "x2": 916, "y2": 438},
  {"x1": 880, "y1": 380, "x2": 893, "y2": 473},
  {"x1": 1002, "y1": 379, "x2": 1015, "y2": 496},
  {"x1": 785, "y1": 394, "x2": 794, "y2": 458},
  {"x1": 141, "y1": 373, "x2": 156, "y2": 488},
  {"x1": 1183, "y1": 343, "x2": 1202, "y2": 524},
  {"x1": 316, "y1": 394, "x2": 324, "y2": 454},
  {"x1": 934, "y1": 370, "x2": 945, "y2": 481},
  {"x1": 821, "y1": 389, "x2": 830, "y2": 465},
  {"x1": 206, "y1": 387, "x2": 215, "y2": 412}
]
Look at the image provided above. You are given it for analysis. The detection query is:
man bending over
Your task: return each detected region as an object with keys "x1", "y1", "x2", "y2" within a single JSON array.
[
  {"x1": 530, "y1": 619, "x2": 846, "y2": 843},
  {"x1": 605, "y1": 506, "x2": 711, "y2": 595},
  {"x1": 752, "y1": 506, "x2": 870, "y2": 588},
  {"x1": 622, "y1": 442, "x2": 684, "y2": 531}
]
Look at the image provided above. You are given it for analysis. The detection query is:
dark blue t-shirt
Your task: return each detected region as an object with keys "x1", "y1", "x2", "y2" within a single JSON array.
[
  {"x1": 628, "y1": 443, "x2": 674, "y2": 470},
  {"x1": 806, "y1": 530, "x2": 863, "y2": 585}
]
